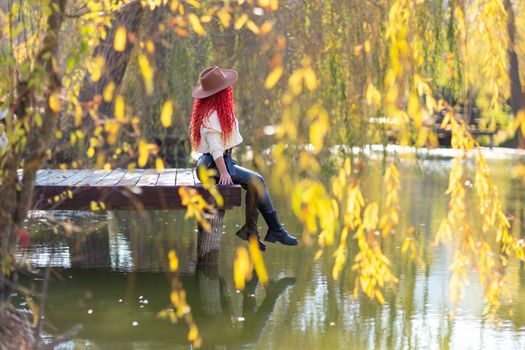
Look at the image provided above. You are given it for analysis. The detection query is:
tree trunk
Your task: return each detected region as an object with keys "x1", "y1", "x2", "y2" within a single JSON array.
[
  {"x1": 197, "y1": 210, "x2": 225, "y2": 265},
  {"x1": 0, "y1": 2, "x2": 67, "y2": 347},
  {"x1": 78, "y1": 1, "x2": 143, "y2": 118},
  {"x1": 504, "y1": 0, "x2": 524, "y2": 148},
  {"x1": 0, "y1": 0, "x2": 67, "y2": 286}
]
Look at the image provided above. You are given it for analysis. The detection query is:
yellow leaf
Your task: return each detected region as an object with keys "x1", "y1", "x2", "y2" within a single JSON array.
[
  {"x1": 74, "y1": 104, "x2": 83, "y2": 127},
  {"x1": 114, "y1": 27, "x2": 127, "y2": 52},
  {"x1": 103, "y1": 81, "x2": 115, "y2": 102},
  {"x1": 157, "y1": 310, "x2": 168, "y2": 319},
  {"x1": 168, "y1": 250, "x2": 179, "y2": 272},
  {"x1": 87, "y1": 147, "x2": 95, "y2": 158},
  {"x1": 146, "y1": 40, "x2": 155, "y2": 54},
  {"x1": 234, "y1": 14, "x2": 248, "y2": 30},
  {"x1": 364, "y1": 40, "x2": 371, "y2": 53},
  {"x1": 408, "y1": 92, "x2": 421, "y2": 127},
  {"x1": 114, "y1": 95, "x2": 125, "y2": 121},
  {"x1": 260, "y1": 21, "x2": 273, "y2": 35},
  {"x1": 170, "y1": 0, "x2": 180, "y2": 12},
  {"x1": 248, "y1": 236, "x2": 269, "y2": 286},
  {"x1": 288, "y1": 69, "x2": 304, "y2": 95},
  {"x1": 90, "y1": 201, "x2": 99, "y2": 211},
  {"x1": 309, "y1": 110, "x2": 329, "y2": 152},
  {"x1": 217, "y1": 9, "x2": 231, "y2": 27},
  {"x1": 138, "y1": 54, "x2": 154, "y2": 95},
  {"x1": 49, "y1": 94, "x2": 60, "y2": 112},
  {"x1": 304, "y1": 68, "x2": 317, "y2": 91},
  {"x1": 246, "y1": 20, "x2": 260, "y2": 34},
  {"x1": 354, "y1": 45, "x2": 363, "y2": 56},
  {"x1": 375, "y1": 289, "x2": 385, "y2": 304},
  {"x1": 264, "y1": 66, "x2": 283, "y2": 89},
  {"x1": 161, "y1": 100, "x2": 173, "y2": 128},
  {"x1": 156, "y1": 157, "x2": 165, "y2": 173},
  {"x1": 365, "y1": 83, "x2": 381, "y2": 106},
  {"x1": 138, "y1": 140, "x2": 149, "y2": 167},
  {"x1": 185, "y1": 0, "x2": 201, "y2": 8},
  {"x1": 233, "y1": 246, "x2": 252, "y2": 290},
  {"x1": 188, "y1": 13, "x2": 206, "y2": 35},
  {"x1": 89, "y1": 56, "x2": 105, "y2": 82},
  {"x1": 344, "y1": 157, "x2": 351, "y2": 175},
  {"x1": 26, "y1": 298, "x2": 39, "y2": 327},
  {"x1": 188, "y1": 324, "x2": 199, "y2": 342},
  {"x1": 416, "y1": 127, "x2": 428, "y2": 147},
  {"x1": 518, "y1": 110, "x2": 525, "y2": 136},
  {"x1": 401, "y1": 238, "x2": 410, "y2": 254},
  {"x1": 440, "y1": 112, "x2": 451, "y2": 128}
]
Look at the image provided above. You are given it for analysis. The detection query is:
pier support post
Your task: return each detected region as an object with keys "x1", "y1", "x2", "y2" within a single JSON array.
[
  {"x1": 197, "y1": 265, "x2": 222, "y2": 316},
  {"x1": 197, "y1": 210, "x2": 224, "y2": 265}
]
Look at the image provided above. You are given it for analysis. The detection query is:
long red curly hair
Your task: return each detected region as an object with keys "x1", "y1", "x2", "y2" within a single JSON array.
[{"x1": 190, "y1": 86, "x2": 236, "y2": 150}]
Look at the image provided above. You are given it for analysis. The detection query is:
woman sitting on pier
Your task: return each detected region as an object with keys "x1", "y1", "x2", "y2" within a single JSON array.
[{"x1": 190, "y1": 66, "x2": 298, "y2": 251}]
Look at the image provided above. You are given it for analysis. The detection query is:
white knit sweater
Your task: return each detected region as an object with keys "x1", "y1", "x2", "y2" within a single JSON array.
[{"x1": 197, "y1": 110, "x2": 243, "y2": 160}]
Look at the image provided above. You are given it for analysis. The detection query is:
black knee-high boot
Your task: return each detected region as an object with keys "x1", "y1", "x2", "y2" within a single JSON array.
[
  {"x1": 262, "y1": 211, "x2": 298, "y2": 246},
  {"x1": 235, "y1": 191, "x2": 266, "y2": 251}
]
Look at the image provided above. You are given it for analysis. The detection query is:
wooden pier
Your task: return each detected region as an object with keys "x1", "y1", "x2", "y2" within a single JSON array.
[
  {"x1": 31, "y1": 168, "x2": 241, "y2": 210},
  {"x1": 29, "y1": 168, "x2": 242, "y2": 265}
]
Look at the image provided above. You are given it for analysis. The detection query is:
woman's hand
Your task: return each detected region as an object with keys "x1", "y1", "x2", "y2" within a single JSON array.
[
  {"x1": 214, "y1": 156, "x2": 233, "y2": 185},
  {"x1": 218, "y1": 171, "x2": 233, "y2": 185}
]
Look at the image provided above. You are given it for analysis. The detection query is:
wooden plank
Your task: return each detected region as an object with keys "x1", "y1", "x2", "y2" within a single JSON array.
[
  {"x1": 76, "y1": 169, "x2": 112, "y2": 186},
  {"x1": 37, "y1": 170, "x2": 80, "y2": 186},
  {"x1": 55, "y1": 169, "x2": 94, "y2": 186},
  {"x1": 136, "y1": 169, "x2": 159, "y2": 187},
  {"x1": 94, "y1": 169, "x2": 126, "y2": 186},
  {"x1": 35, "y1": 169, "x2": 60, "y2": 185},
  {"x1": 157, "y1": 169, "x2": 177, "y2": 186},
  {"x1": 117, "y1": 169, "x2": 145, "y2": 186},
  {"x1": 176, "y1": 168, "x2": 195, "y2": 186},
  {"x1": 31, "y1": 183, "x2": 242, "y2": 210}
]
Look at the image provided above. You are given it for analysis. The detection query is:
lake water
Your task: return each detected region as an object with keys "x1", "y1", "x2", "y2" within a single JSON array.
[{"x1": 16, "y1": 148, "x2": 525, "y2": 349}]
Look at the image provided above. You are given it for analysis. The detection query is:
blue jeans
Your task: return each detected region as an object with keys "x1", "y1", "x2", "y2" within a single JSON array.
[{"x1": 196, "y1": 153, "x2": 276, "y2": 214}]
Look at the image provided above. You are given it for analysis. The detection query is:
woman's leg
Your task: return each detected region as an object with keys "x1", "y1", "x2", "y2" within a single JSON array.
[
  {"x1": 231, "y1": 165, "x2": 298, "y2": 246},
  {"x1": 230, "y1": 165, "x2": 275, "y2": 214},
  {"x1": 196, "y1": 157, "x2": 266, "y2": 250},
  {"x1": 234, "y1": 187, "x2": 266, "y2": 251}
]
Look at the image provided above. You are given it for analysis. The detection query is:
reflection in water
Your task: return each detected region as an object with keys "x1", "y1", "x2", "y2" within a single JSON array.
[
  {"x1": 17, "y1": 155, "x2": 525, "y2": 349},
  {"x1": 108, "y1": 212, "x2": 134, "y2": 271},
  {"x1": 19, "y1": 243, "x2": 71, "y2": 269}
]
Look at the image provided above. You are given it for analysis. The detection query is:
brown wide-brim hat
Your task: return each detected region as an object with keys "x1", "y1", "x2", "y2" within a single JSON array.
[{"x1": 192, "y1": 66, "x2": 238, "y2": 99}]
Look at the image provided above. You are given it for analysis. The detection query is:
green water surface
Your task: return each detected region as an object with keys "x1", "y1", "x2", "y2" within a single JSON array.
[{"x1": 18, "y1": 150, "x2": 525, "y2": 349}]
